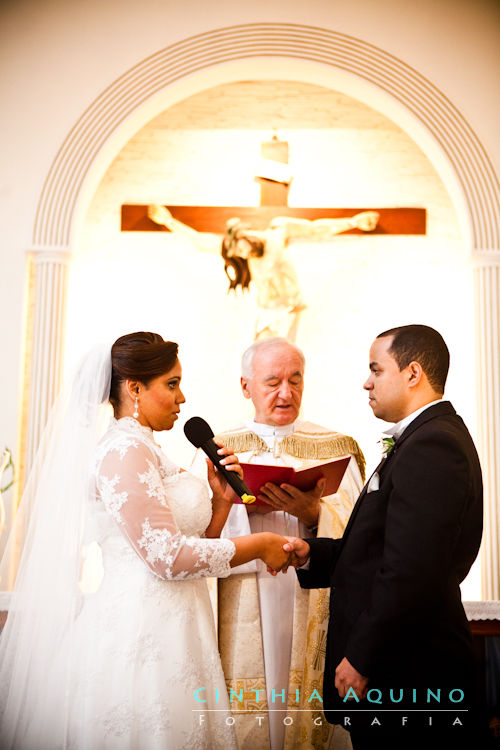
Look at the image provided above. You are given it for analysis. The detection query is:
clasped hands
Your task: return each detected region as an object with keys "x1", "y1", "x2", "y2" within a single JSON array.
[{"x1": 261, "y1": 535, "x2": 311, "y2": 576}]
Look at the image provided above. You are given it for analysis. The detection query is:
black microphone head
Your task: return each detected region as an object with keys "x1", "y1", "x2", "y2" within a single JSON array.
[{"x1": 184, "y1": 416, "x2": 215, "y2": 448}]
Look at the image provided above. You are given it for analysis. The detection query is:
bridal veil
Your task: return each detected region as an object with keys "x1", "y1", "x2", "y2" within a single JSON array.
[{"x1": 0, "y1": 343, "x2": 112, "y2": 748}]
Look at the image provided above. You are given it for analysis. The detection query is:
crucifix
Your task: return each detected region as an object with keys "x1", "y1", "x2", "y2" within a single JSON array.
[{"x1": 121, "y1": 137, "x2": 426, "y2": 340}]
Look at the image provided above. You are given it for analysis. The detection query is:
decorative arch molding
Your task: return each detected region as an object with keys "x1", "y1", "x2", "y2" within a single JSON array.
[{"x1": 33, "y1": 23, "x2": 500, "y2": 250}]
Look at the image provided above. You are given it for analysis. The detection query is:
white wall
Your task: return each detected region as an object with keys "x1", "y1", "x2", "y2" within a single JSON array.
[
  {"x1": 1, "y1": 0, "x2": 499, "y2": 563},
  {"x1": 67, "y1": 80, "x2": 466, "y2": 467}
]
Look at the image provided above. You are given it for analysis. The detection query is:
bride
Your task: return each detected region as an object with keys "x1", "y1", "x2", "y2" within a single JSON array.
[{"x1": 0, "y1": 331, "x2": 293, "y2": 749}]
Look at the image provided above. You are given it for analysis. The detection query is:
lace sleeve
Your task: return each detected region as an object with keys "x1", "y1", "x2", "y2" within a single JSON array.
[{"x1": 96, "y1": 439, "x2": 235, "y2": 580}]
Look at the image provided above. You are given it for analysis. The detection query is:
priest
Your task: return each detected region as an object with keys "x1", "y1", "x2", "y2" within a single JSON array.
[{"x1": 213, "y1": 337, "x2": 365, "y2": 750}]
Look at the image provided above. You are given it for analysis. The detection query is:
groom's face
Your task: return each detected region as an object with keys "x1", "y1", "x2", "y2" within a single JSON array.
[{"x1": 364, "y1": 336, "x2": 410, "y2": 423}]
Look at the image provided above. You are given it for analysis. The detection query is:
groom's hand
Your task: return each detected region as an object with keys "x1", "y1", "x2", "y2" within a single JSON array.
[
  {"x1": 265, "y1": 536, "x2": 309, "y2": 575},
  {"x1": 282, "y1": 537, "x2": 310, "y2": 567},
  {"x1": 335, "y1": 657, "x2": 369, "y2": 700}
]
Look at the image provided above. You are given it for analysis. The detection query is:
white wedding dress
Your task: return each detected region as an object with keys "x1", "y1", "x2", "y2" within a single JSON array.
[{"x1": 47, "y1": 416, "x2": 238, "y2": 749}]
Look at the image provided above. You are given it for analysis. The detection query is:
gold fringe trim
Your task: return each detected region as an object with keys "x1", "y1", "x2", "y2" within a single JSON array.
[
  {"x1": 216, "y1": 430, "x2": 365, "y2": 481},
  {"x1": 282, "y1": 434, "x2": 365, "y2": 481},
  {"x1": 215, "y1": 431, "x2": 270, "y2": 456}
]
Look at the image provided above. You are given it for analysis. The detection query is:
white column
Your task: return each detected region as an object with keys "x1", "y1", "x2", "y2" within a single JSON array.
[
  {"x1": 473, "y1": 251, "x2": 500, "y2": 600},
  {"x1": 24, "y1": 249, "x2": 71, "y2": 476}
]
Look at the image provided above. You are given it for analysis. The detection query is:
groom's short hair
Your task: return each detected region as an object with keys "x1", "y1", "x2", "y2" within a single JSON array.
[{"x1": 377, "y1": 324, "x2": 450, "y2": 394}]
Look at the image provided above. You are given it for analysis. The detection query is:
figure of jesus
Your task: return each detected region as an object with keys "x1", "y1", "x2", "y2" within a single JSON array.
[{"x1": 148, "y1": 205, "x2": 379, "y2": 341}]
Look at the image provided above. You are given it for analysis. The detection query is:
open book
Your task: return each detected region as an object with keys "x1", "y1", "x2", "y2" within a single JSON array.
[{"x1": 235, "y1": 455, "x2": 352, "y2": 505}]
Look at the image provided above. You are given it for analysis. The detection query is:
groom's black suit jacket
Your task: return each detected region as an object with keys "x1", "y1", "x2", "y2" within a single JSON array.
[{"x1": 297, "y1": 401, "x2": 483, "y2": 714}]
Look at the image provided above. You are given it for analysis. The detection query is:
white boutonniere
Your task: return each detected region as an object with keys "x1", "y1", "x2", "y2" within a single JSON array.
[{"x1": 379, "y1": 436, "x2": 396, "y2": 455}]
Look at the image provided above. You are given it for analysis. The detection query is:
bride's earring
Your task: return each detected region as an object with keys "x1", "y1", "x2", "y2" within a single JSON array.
[{"x1": 133, "y1": 396, "x2": 139, "y2": 420}]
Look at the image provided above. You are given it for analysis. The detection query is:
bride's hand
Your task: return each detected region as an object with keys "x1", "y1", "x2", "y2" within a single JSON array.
[
  {"x1": 206, "y1": 443, "x2": 242, "y2": 504},
  {"x1": 259, "y1": 533, "x2": 295, "y2": 575}
]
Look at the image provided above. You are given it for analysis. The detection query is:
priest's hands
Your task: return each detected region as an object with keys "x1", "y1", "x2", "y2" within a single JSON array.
[
  {"x1": 246, "y1": 503, "x2": 274, "y2": 515},
  {"x1": 335, "y1": 657, "x2": 369, "y2": 700},
  {"x1": 258, "y1": 477, "x2": 327, "y2": 527}
]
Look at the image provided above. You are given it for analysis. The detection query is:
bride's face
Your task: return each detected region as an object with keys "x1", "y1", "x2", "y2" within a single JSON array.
[{"x1": 139, "y1": 359, "x2": 186, "y2": 432}]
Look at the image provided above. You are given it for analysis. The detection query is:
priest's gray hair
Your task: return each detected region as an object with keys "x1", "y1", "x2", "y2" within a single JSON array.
[{"x1": 241, "y1": 338, "x2": 306, "y2": 380}]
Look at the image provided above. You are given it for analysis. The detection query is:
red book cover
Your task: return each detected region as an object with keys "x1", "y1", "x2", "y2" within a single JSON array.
[{"x1": 235, "y1": 455, "x2": 352, "y2": 505}]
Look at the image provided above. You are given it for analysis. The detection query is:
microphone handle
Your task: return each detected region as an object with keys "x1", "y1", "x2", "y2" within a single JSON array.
[{"x1": 201, "y1": 439, "x2": 256, "y2": 504}]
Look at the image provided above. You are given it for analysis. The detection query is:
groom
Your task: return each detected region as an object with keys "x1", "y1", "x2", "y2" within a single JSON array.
[{"x1": 285, "y1": 325, "x2": 485, "y2": 749}]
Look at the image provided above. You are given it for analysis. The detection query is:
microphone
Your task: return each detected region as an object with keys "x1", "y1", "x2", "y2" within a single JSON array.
[{"x1": 184, "y1": 416, "x2": 256, "y2": 504}]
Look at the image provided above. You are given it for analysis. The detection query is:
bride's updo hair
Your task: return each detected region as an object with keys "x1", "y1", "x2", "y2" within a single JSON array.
[{"x1": 109, "y1": 332, "x2": 179, "y2": 410}]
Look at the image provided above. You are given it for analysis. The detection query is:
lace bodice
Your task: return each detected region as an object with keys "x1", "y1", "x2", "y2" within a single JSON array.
[{"x1": 91, "y1": 417, "x2": 235, "y2": 581}]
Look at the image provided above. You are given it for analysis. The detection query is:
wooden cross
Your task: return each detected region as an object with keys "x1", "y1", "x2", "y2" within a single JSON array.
[{"x1": 121, "y1": 136, "x2": 426, "y2": 235}]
